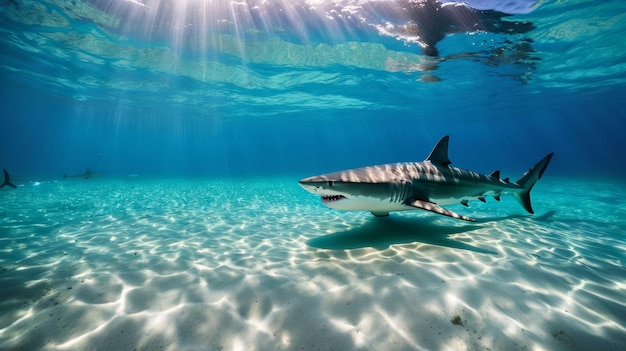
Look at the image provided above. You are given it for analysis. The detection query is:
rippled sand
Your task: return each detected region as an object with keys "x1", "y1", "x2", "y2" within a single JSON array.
[{"x1": 1, "y1": 177, "x2": 625, "y2": 350}]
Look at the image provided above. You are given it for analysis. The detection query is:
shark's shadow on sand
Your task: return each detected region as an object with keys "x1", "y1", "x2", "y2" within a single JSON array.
[
  {"x1": 307, "y1": 211, "x2": 559, "y2": 253},
  {"x1": 306, "y1": 215, "x2": 500, "y2": 254}
]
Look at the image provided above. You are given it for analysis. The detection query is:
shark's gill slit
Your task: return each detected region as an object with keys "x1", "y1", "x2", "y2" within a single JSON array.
[
  {"x1": 390, "y1": 182, "x2": 397, "y2": 203},
  {"x1": 402, "y1": 180, "x2": 410, "y2": 204},
  {"x1": 390, "y1": 179, "x2": 410, "y2": 204}
]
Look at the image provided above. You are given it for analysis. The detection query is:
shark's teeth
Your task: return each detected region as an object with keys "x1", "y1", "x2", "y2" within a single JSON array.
[{"x1": 321, "y1": 195, "x2": 346, "y2": 203}]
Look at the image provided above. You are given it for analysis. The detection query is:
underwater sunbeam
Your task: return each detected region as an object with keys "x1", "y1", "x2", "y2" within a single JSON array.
[{"x1": 87, "y1": 0, "x2": 540, "y2": 58}]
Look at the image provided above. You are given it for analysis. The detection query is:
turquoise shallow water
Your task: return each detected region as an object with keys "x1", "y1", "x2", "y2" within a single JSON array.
[
  {"x1": 1, "y1": 176, "x2": 625, "y2": 350},
  {"x1": 1, "y1": 0, "x2": 626, "y2": 349}
]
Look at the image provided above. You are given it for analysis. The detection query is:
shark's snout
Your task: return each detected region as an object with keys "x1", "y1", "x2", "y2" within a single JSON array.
[
  {"x1": 297, "y1": 178, "x2": 318, "y2": 194},
  {"x1": 299, "y1": 177, "x2": 349, "y2": 204},
  {"x1": 298, "y1": 175, "x2": 329, "y2": 189},
  {"x1": 298, "y1": 177, "x2": 330, "y2": 194}
]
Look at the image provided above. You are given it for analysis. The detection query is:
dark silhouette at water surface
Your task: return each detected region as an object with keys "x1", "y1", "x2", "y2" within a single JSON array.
[{"x1": 88, "y1": 0, "x2": 538, "y2": 80}]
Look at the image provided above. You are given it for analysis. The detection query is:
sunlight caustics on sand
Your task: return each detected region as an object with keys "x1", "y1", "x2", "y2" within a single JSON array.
[{"x1": 1, "y1": 177, "x2": 625, "y2": 350}]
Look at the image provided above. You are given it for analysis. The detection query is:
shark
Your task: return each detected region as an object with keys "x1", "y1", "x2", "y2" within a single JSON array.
[
  {"x1": 1, "y1": 169, "x2": 16, "y2": 189},
  {"x1": 63, "y1": 168, "x2": 93, "y2": 180},
  {"x1": 298, "y1": 136, "x2": 553, "y2": 222}
]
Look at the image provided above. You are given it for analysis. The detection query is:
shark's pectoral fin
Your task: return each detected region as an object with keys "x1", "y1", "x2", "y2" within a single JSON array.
[
  {"x1": 406, "y1": 199, "x2": 475, "y2": 222},
  {"x1": 370, "y1": 211, "x2": 390, "y2": 217}
]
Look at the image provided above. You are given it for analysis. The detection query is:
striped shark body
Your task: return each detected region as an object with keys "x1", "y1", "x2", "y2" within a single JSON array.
[{"x1": 298, "y1": 136, "x2": 553, "y2": 222}]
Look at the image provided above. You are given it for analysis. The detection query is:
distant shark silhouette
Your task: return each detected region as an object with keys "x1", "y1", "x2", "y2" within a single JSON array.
[
  {"x1": 299, "y1": 136, "x2": 553, "y2": 222},
  {"x1": 63, "y1": 168, "x2": 93, "y2": 180},
  {"x1": 1, "y1": 169, "x2": 16, "y2": 189}
]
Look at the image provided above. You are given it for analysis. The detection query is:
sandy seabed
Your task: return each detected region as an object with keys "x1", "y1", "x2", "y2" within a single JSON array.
[{"x1": 1, "y1": 176, "x2": 625, "y2": 350}]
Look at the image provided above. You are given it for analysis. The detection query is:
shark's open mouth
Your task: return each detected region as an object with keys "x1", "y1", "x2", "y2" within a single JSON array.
[{"x1": 321, "y1": 195, "x2": 346, "y2": 203}]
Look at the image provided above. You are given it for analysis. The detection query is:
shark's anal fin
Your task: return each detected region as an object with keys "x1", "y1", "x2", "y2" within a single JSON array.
[
  {"x1": 370, "y1": 211, "x2": 390, "y2": 217},
  {"x1": 406, "y1": 199, "x2": 475, "y2": 222}
]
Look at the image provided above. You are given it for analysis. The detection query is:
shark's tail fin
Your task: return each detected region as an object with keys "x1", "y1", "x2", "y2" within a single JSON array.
[
  {"x1": 513, "y1": 153, "x2": 554, "y2": 214},
  {"x1": 1, "y1": 169, "x2": 17, "y2": 189}
]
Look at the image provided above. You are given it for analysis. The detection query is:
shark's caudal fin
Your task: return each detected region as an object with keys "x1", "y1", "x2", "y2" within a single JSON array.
[
  {"x1": 513, "y1": 153, "x2": 554, "y2": 214},
  {"x1": 1, "y1": 169, "x2": 17, "y2": 189}
]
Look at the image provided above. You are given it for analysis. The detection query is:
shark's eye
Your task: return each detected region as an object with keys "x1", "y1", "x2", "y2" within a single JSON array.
[{"x1": 328, "y1": 181, "x2": 333, "y2": 187}]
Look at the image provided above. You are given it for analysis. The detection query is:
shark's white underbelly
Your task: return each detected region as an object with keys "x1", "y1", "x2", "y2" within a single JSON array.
[{"x1": 323, "y1": 196, "x2": 414, "y2": 212}]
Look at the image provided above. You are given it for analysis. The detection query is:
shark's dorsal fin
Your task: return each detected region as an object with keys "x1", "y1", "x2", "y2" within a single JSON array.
[
  {"x1": 489, "y1": 170, "x2": 500, "y2": 178},
  {"x1": 425, "y1": 135, "x2": 451, "y2": 166}
]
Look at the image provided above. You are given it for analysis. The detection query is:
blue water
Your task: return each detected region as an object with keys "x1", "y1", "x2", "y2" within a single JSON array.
[{"x1": 1, "y1": 1, "x2": 626, "y2": 350}]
